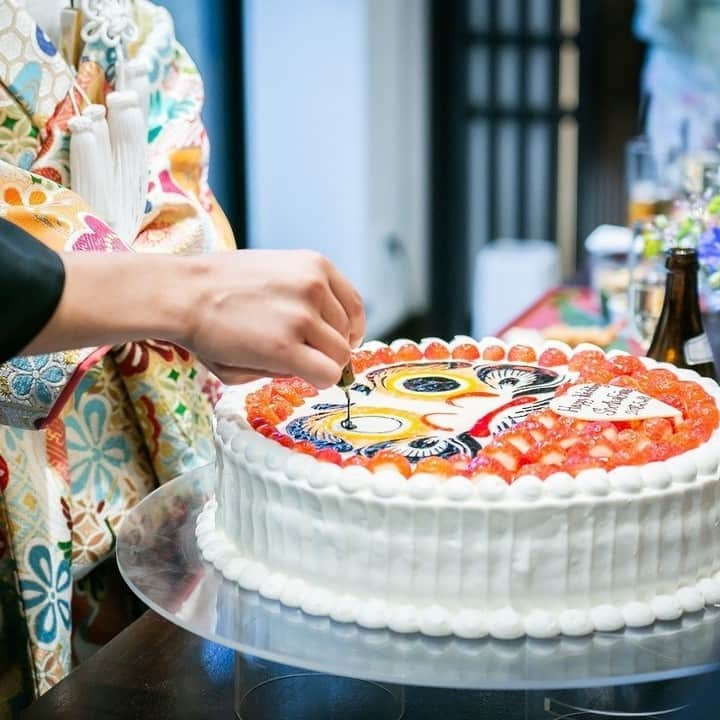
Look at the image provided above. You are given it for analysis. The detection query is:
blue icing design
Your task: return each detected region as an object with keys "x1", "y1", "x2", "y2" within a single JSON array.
[
  {"x1": 310, "y1": 403, "x2": 346, "y2": 411},
  {"x1": 10, "y1": 62, "x2": 41, "y2": 115},
  {"x1": 35, "y1": 25, "x2": 57, "y2": 56},
  {"x1": 285, "y1": 417, "x2": 352, "y2": 453}
]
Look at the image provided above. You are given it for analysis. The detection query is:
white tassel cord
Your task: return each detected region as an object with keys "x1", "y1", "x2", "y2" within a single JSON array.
[
  {"x1": 81, "y1": 103, "x2": 115, "y2": 226},
  {"x1": 106, "y1": 90, "x2": 148, "y2": 243},
  {"x1": 68, "y1": 115, "x2": 107, "y2": 217},
  {"x1": 117, "y1": 58, "x2": 150, "y2": 124}
]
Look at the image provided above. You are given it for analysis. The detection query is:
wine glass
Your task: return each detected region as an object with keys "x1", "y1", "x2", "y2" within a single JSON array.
[{"x1": 627, "y1": 225, "x2": 667, "y2": 347}]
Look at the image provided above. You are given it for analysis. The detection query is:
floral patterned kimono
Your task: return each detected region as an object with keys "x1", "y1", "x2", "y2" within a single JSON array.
[{"x1": 0, "y1": 0, "x2": 233, "y2": 712}]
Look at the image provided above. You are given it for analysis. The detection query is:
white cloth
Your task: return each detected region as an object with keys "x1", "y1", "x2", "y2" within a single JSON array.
[{"x1": 20, "y1": 0, "x2": 66, "y2": 47}]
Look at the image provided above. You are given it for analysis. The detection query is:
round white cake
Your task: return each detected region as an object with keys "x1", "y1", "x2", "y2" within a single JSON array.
[{"x1": 197, "y1": 337, "x2": 720, "y2": 638}]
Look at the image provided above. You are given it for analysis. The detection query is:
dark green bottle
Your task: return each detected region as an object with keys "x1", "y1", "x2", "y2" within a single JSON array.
[{"x1": 647, "y1": 248, "x2": 718, "y2": 379}]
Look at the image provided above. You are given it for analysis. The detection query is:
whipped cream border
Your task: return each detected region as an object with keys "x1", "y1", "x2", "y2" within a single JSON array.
[
  {"x1": 196, "y1": 498, "x2": 720, "y2": 639},
  {"x1": 215, "y1": 338, "x2": 720, "y2": 504}
]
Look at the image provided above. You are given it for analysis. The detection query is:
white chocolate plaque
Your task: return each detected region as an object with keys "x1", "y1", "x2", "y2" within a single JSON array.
[{"x1": 550, "y1": 383, "x2": 681, "y2": 422}]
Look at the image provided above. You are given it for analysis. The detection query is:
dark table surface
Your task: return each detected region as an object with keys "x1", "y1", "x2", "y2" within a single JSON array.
[{"x1": 20, "y1": 608, "x2": 720, "y2": 720}]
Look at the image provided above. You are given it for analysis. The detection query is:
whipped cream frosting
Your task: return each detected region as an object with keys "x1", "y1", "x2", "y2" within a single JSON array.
[{"x1": 199, "y1": 337, "x2": 720, "y2": 638}]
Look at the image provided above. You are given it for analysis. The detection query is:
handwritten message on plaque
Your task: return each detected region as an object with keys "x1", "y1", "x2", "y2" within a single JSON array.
[{"x1": 550, "y1": 383, "x2": 681, "y2": 422}]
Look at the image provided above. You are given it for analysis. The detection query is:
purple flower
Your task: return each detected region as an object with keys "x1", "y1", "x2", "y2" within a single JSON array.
[{"x1": 698, "y1": 226, "x2": 720, "y2": 274}]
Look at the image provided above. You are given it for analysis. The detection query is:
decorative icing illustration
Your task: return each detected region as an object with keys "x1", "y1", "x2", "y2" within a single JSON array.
[{"x1": 283, "y1": 361, "x2": 570, "y2": 462}]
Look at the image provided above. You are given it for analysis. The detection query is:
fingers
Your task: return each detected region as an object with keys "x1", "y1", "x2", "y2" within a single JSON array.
[
  {"x1": 326, "y1": 264, "x2": 366, "y2": 348},
  {"x1": 321, "y1": 290, "x2": 350, "y2": 341},
  {"x1": 290, "y1": 343, "x2": 344, "y2": 388},
  {"x1": 303, "y1": 312, "x2": 351, "y2": 371}
]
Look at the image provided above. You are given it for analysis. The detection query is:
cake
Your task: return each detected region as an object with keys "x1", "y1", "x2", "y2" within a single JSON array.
[{"x1": 197, "y1": 337, "x2": 720, "y2": 639}]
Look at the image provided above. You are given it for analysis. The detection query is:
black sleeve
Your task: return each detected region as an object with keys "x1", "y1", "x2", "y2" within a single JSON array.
[{"x1": 0, "y1": 218, "x2": 66, "y2": 364}]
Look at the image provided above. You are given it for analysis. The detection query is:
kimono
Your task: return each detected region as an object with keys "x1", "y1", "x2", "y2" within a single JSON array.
[{"x1": 0, "y1": 0, "x2": 234, "y2": 711}]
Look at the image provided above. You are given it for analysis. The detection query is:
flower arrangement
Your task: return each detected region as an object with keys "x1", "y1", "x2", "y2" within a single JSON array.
[{"x1": 640, "y1": 193, "x2": 720, "y2": 295}]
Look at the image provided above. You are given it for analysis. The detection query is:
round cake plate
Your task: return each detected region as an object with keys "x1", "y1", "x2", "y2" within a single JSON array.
[{"x1": 117, "y1": 465, "x2": 720, "y2": 717}]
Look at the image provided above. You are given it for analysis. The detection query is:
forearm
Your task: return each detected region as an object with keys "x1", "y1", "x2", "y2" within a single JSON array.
[{"x1": 22, "y1": 252, "x2": 201, "y2": 355}]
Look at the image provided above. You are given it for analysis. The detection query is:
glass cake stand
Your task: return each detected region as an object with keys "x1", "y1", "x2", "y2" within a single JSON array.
[{"x1": 116, "y1": 465, "x2": 720, "y2": 719}]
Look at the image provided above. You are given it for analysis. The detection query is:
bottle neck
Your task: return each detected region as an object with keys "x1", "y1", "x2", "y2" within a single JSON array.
[{"x1": 662, "y1": 250, "x2": 700, "y2": 322}]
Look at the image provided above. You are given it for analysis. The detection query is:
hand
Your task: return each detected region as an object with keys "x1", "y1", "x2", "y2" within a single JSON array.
[
  {"x1": 26, "y1": 250, "x2": 365, "y2": 390},
  {"x1": 180, "y1": 250, "x2": 365, "y2": 388}
]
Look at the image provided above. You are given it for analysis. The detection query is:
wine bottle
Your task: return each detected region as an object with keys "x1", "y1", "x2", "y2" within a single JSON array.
[{"x1": 647, "y1": 247, "x2": 718, "y2": 379}]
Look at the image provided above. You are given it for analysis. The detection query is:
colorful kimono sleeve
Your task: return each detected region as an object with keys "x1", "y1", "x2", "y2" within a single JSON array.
[{"x1": 0, "y1": 217, "x2": 65, "y2": 363}]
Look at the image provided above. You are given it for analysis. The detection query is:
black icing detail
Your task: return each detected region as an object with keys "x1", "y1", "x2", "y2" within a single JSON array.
[
  {"x1": 359, "y1": 435, "x2": 473, "y2": 463},
  {"x1": 311, "y1": 403, "x2": 347, "y2": 411},
  {"x1": 401, "y1": 376, "x2": 462, "y2": 393},
  {"x1": 352, "y1": 383, "x2": 372, "y2": 395},
  {"x1": 474, "y1": 364, "x2": 563, "y2": 397},
  {"x1": 455, "y1": 431, "x2": 481, "y2": 455}
]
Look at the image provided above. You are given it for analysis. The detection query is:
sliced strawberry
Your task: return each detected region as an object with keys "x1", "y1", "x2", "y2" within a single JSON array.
[
  {"x1": 468, "y1": 454, "x2": 511, "y2": 481},
  {"x1": 270, "y1": 431, "x2": 294, "y2": 448},
  {"x1": 608, "y1": 375, "x2": 641, "y2": 390},
  {"x1": 498, "y1": 429, "x2": 535, "y2": 454},
  {"x1": 611, "y1": 355, "x2": 646, "y2": 375},
  {"x1": 581, "y1": 421, "x2": 616, "y2": 441},
  {"x1": 534, "y1": 410, "x2": 558, "y2": 430},
  {"x1": 616, "y1": 429, "x2": 652, "y2": 451},
  {"x1": 561, "y1": 455, "x2": 607, "y2": 475},
  {"x1": 646, "y1": 368, "x2": 681, "y2": 394},
  {"x1": 452, "y1": 343, "x2": 481, "y2": 360},
  {"x1": 445, "y1": 453, "x2": 473, "y2": 477},
  {"x1": 271, "y1": 382, "x2": 304, "y2": 407},
  {"x1": 395, "y1": 343, "x2": 423, "y2": 361},
  {"x1": 247, "y1": 384, "x2": 273, "y2": 405},
  {"x1": 642, "y1": 417, "x2": 673, "y2": 441},
  {"x1": 507, "y1": 344, "x2": 537, "y2": 362},
  {"x1": 648, "y1": 440, "x2": 676, "y2": 462},
  {"x1": 589, "y1": 440, "x2": 615, "y2": 459},
  {"x1": 691, "y1": 402, "x2": 719, "y2": 425},
  {"x1": 367, "y1": 450, "x2": 413, "y2": 477},
  {"x1": 514, "y1": 462, "x2": 555, "y2": 479},
  {"x1": 577, "y1": 367, "x2": 616, "y2": 385},
  {"x1": 413, "y1": 456, "x2": 455, "y2": 476},
  {"x1": 315, "y1": 448, "x2": 343, "y2": 465},
  {"x1": 538, "y1": 347, "x2": 569, "y2": 367},
  {"x1": 252, "y1": 406, "x2": 281, "y2": 425},
  {"x1": 572, "y1": 419, "x2": 590, "y2": 433},
  {"x1": 529, "y1": 442, "x2": 567, "y2": 466},
  {"x1": 557, "y1": 435, "x2": 581, "y2": 450},
  {"x1": 481, "y1": 345, "x2": 506, "y2": 361},
  {"x1": 343, "y1": 454, "x2": 368, "y2": 467},
  {"x1": 352, "y1": 350, "x2": 375, "y2": 373},
  {"x1": 680, "y1": 381, "x2": 713, "y2": 403},
  {"x1": 288, "y1": 377, "x2": 319, "y2": 397},
  {"x1": 249, "y1": 416, "x2": 272, "y2": 430},
  {"x1": 568, "y1": 350, "x2": 605, "y2": 372},
  {"x1": 373, "y1": 346, "x2": 397, "y2": 365},
  {"x1": 424, "y1": 342, "x2": 450, "y2": 360},
  {"x1": 522, "y1": 420, "x2": 549, "y2": 443},
  {"x1": 483, "y1": 443, "x2": 522, "y2": 472},
  {"x1": 270, "y1": 396, "x2": 293, "y2": 421}
]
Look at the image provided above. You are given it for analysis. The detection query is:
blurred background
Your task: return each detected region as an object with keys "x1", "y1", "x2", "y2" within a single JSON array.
[{"x1": 155, "y1": 0, "x2": 719, "y2": 347}]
